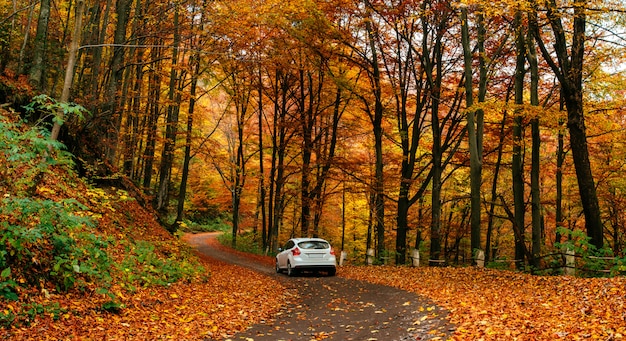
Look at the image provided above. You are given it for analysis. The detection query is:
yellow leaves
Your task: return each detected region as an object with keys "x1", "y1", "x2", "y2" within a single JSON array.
[{"x1": 37, "y1": 186, "x2": 56, "y2": 195}]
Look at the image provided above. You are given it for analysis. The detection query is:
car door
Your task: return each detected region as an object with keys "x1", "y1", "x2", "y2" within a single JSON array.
[{"x1": 278, "y1": 240, "x2": 294, "y2": 268}]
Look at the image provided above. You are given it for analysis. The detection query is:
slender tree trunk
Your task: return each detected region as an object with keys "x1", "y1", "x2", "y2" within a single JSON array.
[
  {"x1": 175, "y1": 48, "x2": 201, "y2": 227},
  {"x1": 51, "y1": 0, "x2": 84, "y2": 142},
  {"x1": 512, "y1": 11, "x2": 527, "y2": 268},
  {"x1": 486, "y1": 108, "x2": 508, "y2": 262},
  {"x1": 258, "y1": 70, "x2": 268, "y2": 250},
  {"x1": 122, "y1": 0, "x2": 145, "y2": 178},
  {"x1": 528, "y1": 29, "x2": 542, "y2": 267},
  {"x1": 269, "y1": 71, "x2": 289, "y2": 252},
  {"x1": 103, "y1": 0, "x2": 132, "y2": 163},
  {"x1": 461, "y1": 7, "x2": 485, "y2": 263},
  {"x1": 29, "y1": 0, "x2": 50, "y2": 90},
  {"x1": 300, "y1": 69, "x2": 313, "y2": 238},
  {"x1": 429, "y1": 18, "x2": 445, "y2": 266},
  {"x1": 231, "y1": 84, "x2": 250, "y2": 247},
  {"x1": 142, "y1": 44, "x2": 161, "y2": 191},
  {"x1": 155, "y1": 7, "x2": 181, "y2": 212},
  {"x1": 364, "y1": 16, "x2": 385, "y2": 260},
  {"x1": 17, "y1": 0, "x2": 36, "y2": 76},
  {"x1": 90, "y1": 0, "x2": 112, "y2": 104},
  {"x1": 555, "y1": 97, "x2": 565, "y2": 244}
]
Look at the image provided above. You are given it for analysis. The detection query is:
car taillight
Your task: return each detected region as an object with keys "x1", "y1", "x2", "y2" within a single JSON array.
[
  {"x1": 330, "y1": 248, "x2": 335, "y2": 256},
  {"x1": 292, "y1": 247, "x2": 301, "y2": 256}
]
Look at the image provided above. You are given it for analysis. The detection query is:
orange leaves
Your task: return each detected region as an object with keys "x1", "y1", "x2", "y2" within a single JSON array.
[
  {"x1": 339, "y1": 266, "x2": 626, "y2": 340},
  {"x1": 5, "y1": 257, "x2": 287, "y2": 340}
]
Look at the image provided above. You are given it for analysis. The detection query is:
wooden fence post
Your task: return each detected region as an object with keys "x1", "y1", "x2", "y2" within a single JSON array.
[
  {"x1": 476, "y1": 249, "x2": 485, "y2": 268},
  {"x1": 339, "y1": 250, "x2": 347, "y2": 266},
  {"x1": 565, "y1": 249, "x2": 576, "y2": 276},
  {"x1": 366, "y1": 249, "x2": 374, "y2": 265},
  {"x1": 411, "y1": 249, "x2": 420, "y2": 267}
]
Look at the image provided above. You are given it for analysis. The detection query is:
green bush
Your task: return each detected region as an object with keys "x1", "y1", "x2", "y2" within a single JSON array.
[
  {"x1": 555, "y1": 227, "x2": 624, "y2": 277},
  {"x1": 118, "y1": 241, "x2": 205, "y2": 289},
  {"x1": 0, "y1": 197, "x2": 112, "y2": 291}
]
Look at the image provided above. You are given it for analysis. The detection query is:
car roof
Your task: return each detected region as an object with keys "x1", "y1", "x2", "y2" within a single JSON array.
[{"x1": 290, "y1": 237, "x2": 329, "y2": 243}]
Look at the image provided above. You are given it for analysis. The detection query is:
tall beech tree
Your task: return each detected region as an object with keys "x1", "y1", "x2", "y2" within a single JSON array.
[
  {"x1": 460, "y1": 4, "x2": 489, "y2": 263},
  {"x1": 155, "y1": 5, "x2": 182, "y2": 213},
  {"x1": 363, "y1": 3, "x2": 386, "y2": 260},
  {"x1": 512, "y1": 11, "x2": 527, "y2": 267},
  {"x1": 527, "y1": 26, "x2": 542, "y2": 267},
  {"x1": 530, "y1": 0, "x2": 604, "y2": 249}
]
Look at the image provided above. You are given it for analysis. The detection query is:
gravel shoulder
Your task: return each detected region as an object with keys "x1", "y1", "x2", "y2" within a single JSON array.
[{"x1": 186, "y1": 233, "x2": 455, "y2": 341}]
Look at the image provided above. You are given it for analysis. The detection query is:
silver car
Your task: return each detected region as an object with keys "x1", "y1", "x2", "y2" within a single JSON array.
[{"x1": 275, "y1": 238, "x2": 337, "y2": 276}]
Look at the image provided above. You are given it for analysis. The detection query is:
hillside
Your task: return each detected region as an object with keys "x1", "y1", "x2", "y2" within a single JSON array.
[{"x1": 0, "y1": 108, "x2": 286, "y2": 339}]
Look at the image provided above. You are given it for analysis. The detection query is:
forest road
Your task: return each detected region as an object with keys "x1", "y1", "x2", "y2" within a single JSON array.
[{"x1": 186, "y1": 232, "x2": 455, "y2": 341}]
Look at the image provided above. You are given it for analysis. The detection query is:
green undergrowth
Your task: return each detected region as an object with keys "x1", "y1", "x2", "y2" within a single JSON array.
[{"x1": 0, "y1": 106, "x2": 206, "y2": 327}]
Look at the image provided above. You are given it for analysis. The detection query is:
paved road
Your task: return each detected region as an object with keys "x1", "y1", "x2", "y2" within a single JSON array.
[{"x1": 186, "y1": 233, "x2": 455, "y2": 341}]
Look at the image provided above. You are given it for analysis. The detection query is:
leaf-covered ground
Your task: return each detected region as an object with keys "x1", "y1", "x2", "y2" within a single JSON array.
[
  {"x1": 4, "y1": 259, "x2": 286, "y2": 340},
  {"x1": 339, "y1": 266, "x2": 626, "y2": 340},
  {"x1": 1, "y1": 195, "x2": 288, "y2": 340}
]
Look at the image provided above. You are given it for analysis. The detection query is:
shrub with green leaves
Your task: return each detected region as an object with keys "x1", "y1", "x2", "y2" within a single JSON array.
[
  {"x1": 555, "y1": 227, "x2": 626, "y2": 277},
  {"x1": 1, "y1": 109, "x2": 111, "y2": 295},
  {"x1": 118, "y1": 241, "x2": 205, "y2": 289}
]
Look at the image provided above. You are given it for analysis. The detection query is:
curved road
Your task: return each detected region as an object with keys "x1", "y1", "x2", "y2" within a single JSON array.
[{"x1": 186, "y1": 233, "x2": 454, "y2": 341}]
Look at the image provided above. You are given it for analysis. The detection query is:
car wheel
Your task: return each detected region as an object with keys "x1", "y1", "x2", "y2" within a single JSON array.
[
  {"x1": 275, "y1": 260, "x2": 282, "y2": 274},
  {"x1": 287, "y1": 261, "x2": 296, "y2": 277},
  {"x1": 328, "y1": 267, "x2": 336, "y2": 276}
]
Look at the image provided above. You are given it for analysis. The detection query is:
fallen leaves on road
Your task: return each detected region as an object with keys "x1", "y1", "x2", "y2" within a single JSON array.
[{"x1": 339, "y1": 266, "x2": 626, "y2": 340}]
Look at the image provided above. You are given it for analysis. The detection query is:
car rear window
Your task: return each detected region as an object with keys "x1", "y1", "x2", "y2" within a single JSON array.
[{"x1": 298, "y1": 241, "x2": 330, "y2": 249}]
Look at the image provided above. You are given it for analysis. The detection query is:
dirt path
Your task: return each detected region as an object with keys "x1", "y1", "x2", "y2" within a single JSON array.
[{"x1": 186, "y1": 233, "x2": 455, "y2": 341}]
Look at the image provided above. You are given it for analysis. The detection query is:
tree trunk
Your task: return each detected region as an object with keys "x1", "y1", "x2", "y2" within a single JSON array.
[
  {"x1": 103, "y1": 0, "x2": 132, "y2": 163},
  {"x1": 485, "y1": 106, "x2": 509, "y2": 262},
  {"x1": 364, "y1": 14, "x2": 386, "y2": 261},
  {"x1": 29, "y1": 0, "x2": 50, "y2": 90},
  {"x1": 528, "y1": 28, "x2": 542, "y2": 267},
  {"x1": 461, "y1": 7, "x2": 484, "y2": 263},
  {"x1": 257, "y1": 69, "x2": 268, "y2": 250},
  {"x1": 555, "y1": 97, "x2": 565, "y2": 244},
  {"x1": 142, "y1": 43, "x2": 162, "y2": 192},
  {"x1": 122, "y1": 0, "x2": 145, "y2": 178},
  {"x1": 17, "y1": 0, "x2": 36, "y2": 76},
  {"x1": 50, "y1": 0, "x2": 84, "y2": 142},
  {"x1": 300, "y1": 68, "x2": 313, "y2": 238},
  {"x1": 175, "y1": 40, "x2": 202, "y2": 227},
  {"x1": 531, "y1": 0, "x2": 603, "y2": 249},
  {"x1": 155, "y1": 8, "x2": 181, "y2": 212},
  {"x1": 512, "y1": 11, "x2": 526, "y2": 268}
]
